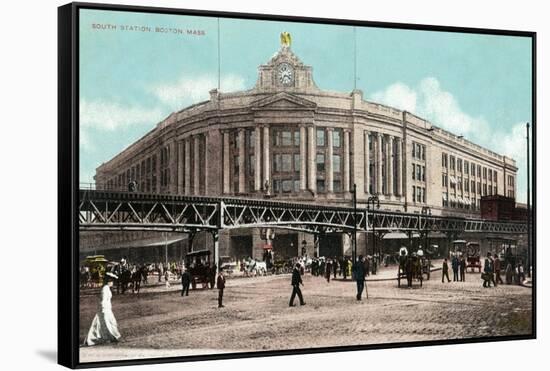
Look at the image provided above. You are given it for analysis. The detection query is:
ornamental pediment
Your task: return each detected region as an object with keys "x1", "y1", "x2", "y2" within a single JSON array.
[{"x1": 251, "y1": 92, "x2": 317, "y2": 110}]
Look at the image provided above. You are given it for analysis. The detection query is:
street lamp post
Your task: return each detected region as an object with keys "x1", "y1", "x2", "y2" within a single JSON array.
[
  {"x1": 352, "y1": 184, "x2": 358, "y2": 264},
  {"x1": 367, "y1": 195, "x2": 380, "y2": 267},
  {"x1": 421, "y1": 206, "x2": 432, "y2": 253}
]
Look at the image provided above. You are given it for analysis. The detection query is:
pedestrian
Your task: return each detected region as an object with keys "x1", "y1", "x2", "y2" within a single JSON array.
[
  {"x1": 459, "y1": 255, "x2": 466, "y2": 282},
  {"x1": 84, "y1": 272, "x2": 121, "y2": 346},
  {"x1": 325, "y1": 259, "x2": 332, "y2": 283},
  {"x1": 342, "y1": 258, "x2": 348, "y2": 280},
  {"x1": 352, "y1": 255, "x2": 366, "y2": 300},
  {"x1": 332, "y1": 258, "x2": 338, "y2": 279},
  {"x1": 216, "y1": 269, "x2": 226, "y2": 308},
  {"x1": 441, "y1": 258, "x2": 451, "y2": 283},
  {"x1": 289, "y1": 263, "x2": 306, "y2": 306},
  {"x1": 494, "y1": 254, "x2": 503, "y2": 285},
  {"x1": 517, "y1": 261, "x2": 525, "y2": 284},
  {"x1": 451, "y1": 254, "x2": 459, "y2": 282},
  {"x1": 505, "y1": 262, "x2": 513, "y2": 284},
  {"x1": 482, "y1": 252, "x2": 494, "y2": 288},
  {"x1": 181, "y1": 267, "x2": 191, "y2": 297}
]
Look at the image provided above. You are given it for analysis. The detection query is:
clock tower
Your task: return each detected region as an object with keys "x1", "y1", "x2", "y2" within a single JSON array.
[{"x1": 255, "y1": 32, "x2": 318, "y2": 92}]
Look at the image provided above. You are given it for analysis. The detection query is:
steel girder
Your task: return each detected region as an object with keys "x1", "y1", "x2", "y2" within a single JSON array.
[{"x1": 78, "y1": 190, "x2": 527, "y2": 234}]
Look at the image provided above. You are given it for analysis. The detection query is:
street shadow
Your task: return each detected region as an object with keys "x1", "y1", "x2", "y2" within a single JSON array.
[{"x1": 36, "y1": 349, "x2": 57, "y2": 363}]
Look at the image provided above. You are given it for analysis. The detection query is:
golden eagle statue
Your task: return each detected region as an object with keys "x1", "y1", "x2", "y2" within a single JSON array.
[{"x1": 280, "y1": 32, "x2": 292, "y2": 48}]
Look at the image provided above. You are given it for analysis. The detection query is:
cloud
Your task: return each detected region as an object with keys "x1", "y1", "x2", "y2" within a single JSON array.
[
  {"x1": 80, "y1": 99, "x2": 164, "y2": 131},
  {"x1": 370, "y1": 77, "x2": 490, "y2": 138},
  {"x1": 371, "y1": 82, "x2": 417, "y2": 112},
  {"x1": 151, "y1": 73, "x2": 246, "y2": 110},
  {"x1": 370, "y1": 78, "x2": 529, "y2": 202}
]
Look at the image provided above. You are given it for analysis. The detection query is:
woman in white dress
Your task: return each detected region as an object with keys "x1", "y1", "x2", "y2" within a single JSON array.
[{"x1": 84, "y1": 272, "x2": 121, "y2": 346}]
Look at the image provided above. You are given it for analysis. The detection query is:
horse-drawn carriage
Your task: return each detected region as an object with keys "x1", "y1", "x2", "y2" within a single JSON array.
[
  {"x1": 185, "y1": 250, "x2": 215, "y2": 289},
  {"x1": 452, "y1": 240, "x2": 481, "y2": 272},
  {"x1": 397, "y1": 248, "x2": 423, "y2": 288}
]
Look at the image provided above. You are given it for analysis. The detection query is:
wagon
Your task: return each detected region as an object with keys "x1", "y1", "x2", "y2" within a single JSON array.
[
  {"x1": 397, "y1": 254, "x2": 423, "y2": 288},
  {"x1": 185, "y1": 250, "x2": 215, "y2": 290}
]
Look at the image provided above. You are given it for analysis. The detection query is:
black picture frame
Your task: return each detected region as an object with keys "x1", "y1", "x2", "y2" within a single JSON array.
[{"x1": 58, "y1": 2, "x2": 537, "y2": 368}]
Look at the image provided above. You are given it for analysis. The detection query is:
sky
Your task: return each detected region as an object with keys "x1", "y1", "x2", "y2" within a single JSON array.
[{"x1": 79, "y1": 9, "x2": 532, "y2": 202}]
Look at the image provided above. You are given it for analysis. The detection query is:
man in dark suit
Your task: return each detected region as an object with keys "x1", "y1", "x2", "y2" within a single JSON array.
[
  {"x1": 181, "y1": 267, "x2": 191, "y2": 297},
  {"x1": 289, "y1": 263, "x2": 306, "y2": 306},
  {"x1": 352, "y1": 255, "x2": 366, "y2": 300},
  {"x1": 459, "y1": 256, "x2": 466, "y2": 282},
  {"x1": 216, "y1": 269, "x2": 226, "y2": 308},
  {"x1": 442, "y1": 258, "x2": 451, "y2": 283}
]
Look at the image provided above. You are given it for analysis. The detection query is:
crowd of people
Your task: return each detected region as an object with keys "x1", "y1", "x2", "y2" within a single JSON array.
[{"x1": 441, "y1": 252, "x2": 527, "y2": 287}]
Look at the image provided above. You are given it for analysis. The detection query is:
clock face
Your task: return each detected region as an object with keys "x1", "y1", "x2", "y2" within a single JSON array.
[{"x1": 277, "y1": 63, "x2": 294, "y2": 86}]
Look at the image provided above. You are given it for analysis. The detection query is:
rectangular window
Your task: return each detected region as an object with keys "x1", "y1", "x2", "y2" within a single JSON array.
[
  {"x1": 281, "y1": 154, "x2": 292, "y2": 172},
  {"x1": 248, "y1": 131, "x2": 255, "y2": 148},
  {"x1": 234, "y1": 155, "x2": 240, "y2": 175},
  {"x1": 417, "y1": 186, "x2": 422, "y2": 202},
  {"x1": 450, "y1": 156, "x2": 455, "y2": 170},
  {"x1": 294, "y1": 130, "x2": 300, "y2": 147},
  {"x1": 465, "y1": 180, "x2": 469, "y2": 192},
  {"x1": 494, "y1": 186, "x2": 497, "y2": 195},
  {"x1": 281, "y1": 180, "x2": 293, "y2": 193},
  {"x1": 333, "y1": 130, "x2": 341, "y2": 147},
  {"x1": 422, "y1": 166, "x2": 426, "y2": 181},
  {"x1": 316, "y1": 179, "x2": 325, "y2": 192},
  {"x1": 294, "y1": 180, "x2": 300, "y2": 193},
  {"x1": 442, "y1": 192, "x2": 448, "y2": 207},
  {"x1": 417, "y1": 165, "x2": 421, "y2": 181},
  {"x1": 293, "y1": 154, "x2": 300, "y2": 173},
  {"x1": 412, "y1": 164, "x2": 416, "y2": 180},
  {"x1": 368, "y1": 134, "x2": 373, "y2": 151},
  {"x1": 457, "y1": 159, "x2": 462, "y2": 173},
  {"x1": 412, "y1": 186, "x2": 416, "y2": 202},
  {"x1": 477, "y1": 165, "x2": 481, "y2": 178},
  {"x1": 249, "y1": 155, "x2": 255, "y2": 175},
  {"x1": 422, "y1": 145, "x2": 426, "y2": 160},
  {"x1": 464, "y1": 161, "x2": 469, "y2": 174},
  {"x1": 333, "y1": 154, "x2": 341, "y2": 173},
  {"x1": 477, "y1": 181, "x2": 481, "y2": 194},
  {"x1": 442, "y1": 153, "x2": 447, "y2": 168},
  {"x1": 317, "y1": 129, "x2": 325, "y2": 147},
  {"x1": 471, "y1": 163, "x2": 475, "y2": 176},
  {"x1": 333, "y1": 180, "x2": 342, "y2": 192},
  {"x1": 316, "y1": 154, "x2": 325, "y2": 172},
  {"x1": 488, "y1": 169, "x2": 492, "y2": 181},
  {"x1": 471, "y1": 180, "x2": 475, "y2": 193},
  {"x1": 483, "y1": 184, "x2": 487, "y2": 196},
  {"x1": 423, "y1": 187, "x2": 426, "y2": 203},
  {"x1": 494, "y1": 170, "x2": 498, "y2": 183},
  {"x1": 483, "y1": 167, "x2": 487, "y2": 179},
  {"x1": 281, "y1": 131, "x2": 292, "y2": 146}
]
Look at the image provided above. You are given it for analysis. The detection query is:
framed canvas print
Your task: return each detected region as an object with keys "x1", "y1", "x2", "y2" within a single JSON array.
[{"x1": 58, "y1": 2, "x2": 536, "y2": 368}]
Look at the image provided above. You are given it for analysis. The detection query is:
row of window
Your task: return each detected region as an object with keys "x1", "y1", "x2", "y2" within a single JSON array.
[
  {"x1": 442, "y1": 152, "x2": 499, "y2": 182},
  {"x1": 106, "y1": 154, "x2": 157, "y2": 192},
  {"x1": 442, "y1": 174, "x2": 498, "y2": 196},
  {"x1": 442, "y1": 192, "x2": 479, "y2": 210}
]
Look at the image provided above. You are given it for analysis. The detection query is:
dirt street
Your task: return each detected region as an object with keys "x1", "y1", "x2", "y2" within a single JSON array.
[{"x1": 79, "y1": 269, "x2": 532, "y2": 363}]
